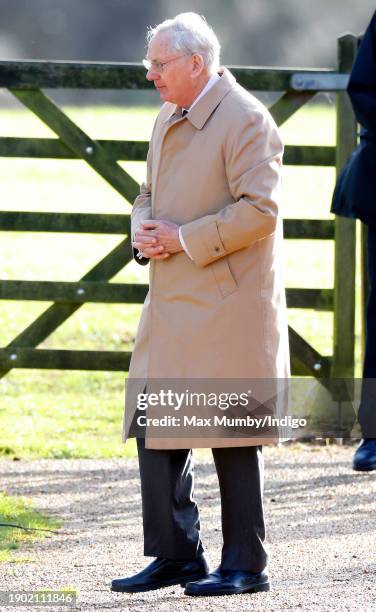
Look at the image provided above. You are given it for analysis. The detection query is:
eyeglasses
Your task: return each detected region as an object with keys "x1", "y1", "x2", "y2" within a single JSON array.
[{"x1": 142, "y1": 55, "x2": 188, "y2": 73}]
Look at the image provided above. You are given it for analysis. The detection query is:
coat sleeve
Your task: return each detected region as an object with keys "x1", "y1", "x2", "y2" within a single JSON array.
[
  {"x1": 131, "y1": 131, "x2": 154, "y2": 266},
  {"x1": 179, "y1": 107, "x2": 283, "y2": 268},
  {"x1": 347, "y1": 10, "x2": 376, "y2": 131}
]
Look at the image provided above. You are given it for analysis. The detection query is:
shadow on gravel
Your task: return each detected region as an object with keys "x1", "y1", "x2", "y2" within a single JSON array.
[{"x1": 1, "y1": 454, "x2": 374, "y2": 559}]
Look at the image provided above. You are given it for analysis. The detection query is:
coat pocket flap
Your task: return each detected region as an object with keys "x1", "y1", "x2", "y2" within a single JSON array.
[{"x1": 211, "y1": 256, "x2": 238, "y2": 298}]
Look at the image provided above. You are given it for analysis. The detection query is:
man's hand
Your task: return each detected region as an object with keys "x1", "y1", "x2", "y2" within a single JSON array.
[
  {"x1": 133, "y1": 220, "x2": 183, "y2": 260},
  {"x1": 133, "y1": 227, "x2": 170, "y2": 260}
]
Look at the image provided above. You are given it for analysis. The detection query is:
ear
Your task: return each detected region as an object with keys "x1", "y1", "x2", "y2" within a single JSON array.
[{"x1": 191, "y1": 53, "x2": 205, "y2": 77}]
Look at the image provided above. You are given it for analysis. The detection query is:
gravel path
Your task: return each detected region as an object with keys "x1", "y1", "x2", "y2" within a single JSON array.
[{"x1": 0, "y1": 443, "x2": 375, "y2": 611}]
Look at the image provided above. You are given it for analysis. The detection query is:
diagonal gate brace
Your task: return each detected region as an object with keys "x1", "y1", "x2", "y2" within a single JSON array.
[
  {"x1": 10, "y1": 88, "x2": 140, "y2": 202},
  {"x1": 0, "y1": 238, "x2": 134, "y2": 378}
]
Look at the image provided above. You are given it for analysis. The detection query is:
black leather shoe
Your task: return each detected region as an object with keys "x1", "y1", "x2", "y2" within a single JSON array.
[
  {"x1": 184, "y1": 567, "x2": 270, "y2": 597},
  {"x1": 111, "y1": 554, "x2": 210, "y2": 593},
  {"x1": 353, "y1": 438, "x2": 376, "y2": 471}
]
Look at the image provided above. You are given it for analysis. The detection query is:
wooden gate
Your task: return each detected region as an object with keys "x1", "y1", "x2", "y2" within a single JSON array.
[{"x1": 0, "y1": 35, "x2": 358, "y2": 381}]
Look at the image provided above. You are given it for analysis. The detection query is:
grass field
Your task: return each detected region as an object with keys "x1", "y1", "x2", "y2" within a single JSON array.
[
  {"x1": 0, "y1": 491, "x2": 61, "y2": 562},
  {"x1": 0, "y1": 101, "x2": 362, "y2": 459}
]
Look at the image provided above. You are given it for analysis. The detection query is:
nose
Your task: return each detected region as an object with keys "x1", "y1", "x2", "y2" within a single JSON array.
[{"x1": 146, "y1": 67, "x2": 159, "y2": 81}]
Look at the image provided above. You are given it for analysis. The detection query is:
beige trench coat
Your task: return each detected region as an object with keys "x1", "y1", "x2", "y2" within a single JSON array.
[{"x1": 123, "y1": 67, "x2": 290, "y2": 449}]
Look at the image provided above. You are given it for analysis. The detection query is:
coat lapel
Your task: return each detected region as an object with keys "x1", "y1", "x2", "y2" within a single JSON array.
[{"x1": 151, "y1": 68, "x2": 236, "y2": 196}]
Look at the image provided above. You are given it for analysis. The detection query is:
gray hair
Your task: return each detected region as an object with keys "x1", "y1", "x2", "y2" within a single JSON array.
[{"x1": 146, "y1": 12, "x2": 221, "y2": 70}]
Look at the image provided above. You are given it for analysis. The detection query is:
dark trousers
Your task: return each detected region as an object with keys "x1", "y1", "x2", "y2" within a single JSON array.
[
  {"x1": 136, "y1": 438, "x2": 267, "y2": 572},
  {"x1": 359, "y1": 224, "x2": 376, "y2": 437}
]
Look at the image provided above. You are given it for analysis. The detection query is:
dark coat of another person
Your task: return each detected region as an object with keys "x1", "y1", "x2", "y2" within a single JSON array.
[
  {"x1": 331, "y1": 10, "x2": 376, "y2": 226},
  {"x1": 331, "y1": 10, "x2": 376, "y2": 438}
]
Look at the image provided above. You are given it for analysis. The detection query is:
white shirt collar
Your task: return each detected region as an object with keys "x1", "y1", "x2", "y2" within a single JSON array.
[{"x1": 183, "y1": 72, "x2": 221, "y2": 114}]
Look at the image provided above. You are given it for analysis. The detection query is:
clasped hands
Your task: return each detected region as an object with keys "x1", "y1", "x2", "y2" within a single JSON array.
[{"x1": 132, "y1": 220, "x2": 183, "y2": 260}]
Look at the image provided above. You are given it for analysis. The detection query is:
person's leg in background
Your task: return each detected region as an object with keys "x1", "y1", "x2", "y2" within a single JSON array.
[{"x1": 354, "y1": 224, "x2": 376, "y2": 471}]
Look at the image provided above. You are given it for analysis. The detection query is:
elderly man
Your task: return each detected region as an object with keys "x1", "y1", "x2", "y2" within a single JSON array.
[{"x1": 111, "y1": 12, "x2": 289, "y2": 597}]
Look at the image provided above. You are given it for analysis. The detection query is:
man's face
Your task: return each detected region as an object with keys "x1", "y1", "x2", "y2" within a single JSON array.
[{"x1": 145, "y1": 31, "x2": 196, "y2": 107}]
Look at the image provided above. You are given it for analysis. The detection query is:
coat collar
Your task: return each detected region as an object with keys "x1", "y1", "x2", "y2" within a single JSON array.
[{"x1": 164, "y1": 67, "x2": 236, "y2": 130}]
